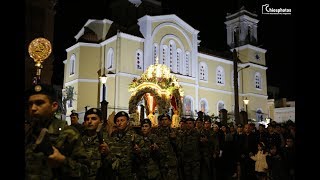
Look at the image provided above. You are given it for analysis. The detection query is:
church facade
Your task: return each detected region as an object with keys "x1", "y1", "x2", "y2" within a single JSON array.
[{"x1": 62, "y1": 8, "x2": 269, "y2": 124}]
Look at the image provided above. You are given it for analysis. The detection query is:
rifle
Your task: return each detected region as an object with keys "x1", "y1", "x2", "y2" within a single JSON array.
[
  {"x1": 25, "y1": 119, "x2": 35, "y2": 145},
  {"x1": 34, "y1": 128, "x2": 54, "y2": 156},
  {"x1": 96, "y1": 123, "x2": 105, "y2": 144},
  {"x1": 96, "y1": 123, "x2": 115, "y2": 180}
]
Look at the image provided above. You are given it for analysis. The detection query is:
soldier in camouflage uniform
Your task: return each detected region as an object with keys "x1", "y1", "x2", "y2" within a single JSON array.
[
  {"x1": 177, "y1": 117, "x2": 201, "y2": 180},
  {"x1": 25, "y1": 84, "x2": 89, "y2": 180},
  {"x1": 175, "y1": 117, "x2": 186, "y2": 180},
  {"x1": 195, "y1": 117, "x2": 204, "y2": 133},
  {"x1": 199, "y1": 116, "x2": 217, "y2": 180},
  {"x1": 136, "y1": 119, "x2": 162, "y2": 180},
  {"x1": 81, "y1": 108, "x2": 113, "y2": 180},
  {"x1": 104, "y1": 111, "x2": 143, "y2": 180},
  {"x1": 70, "y1": 112, "x2": 85, "y2": 134},
  {"x1": 154, "y1": 114, "x2": 179, "y2": 180}
]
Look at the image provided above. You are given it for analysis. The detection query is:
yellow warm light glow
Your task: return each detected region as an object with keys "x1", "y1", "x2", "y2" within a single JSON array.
[
  {"x1": 129, "y1": 60, "x2": 184, "y2": 99},
  {"x1": 100, "y1": 74, "x2": 107, "y2": 84},
  {"x1": 243, "y1": 97, "x2": 249, "y2": 105}
]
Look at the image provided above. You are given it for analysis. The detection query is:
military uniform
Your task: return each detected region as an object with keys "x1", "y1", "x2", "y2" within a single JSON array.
[
  {"x1": 178, "y1": 127, "x2": 201, "y2": 180},
  {"x1": 25, "y1": 84, "x2": 89, "y2": 180},
  {"x1": 25, "y1": 117, "x2": 89, "y2": 180},
  {"x1": 105, "y1": 127, "x2": 143, "y2": 179},
  {"x1": 82, "y1": 133, "x2": 103, "y2": 180},
  {"x1": 154, "y1": 126, "x2": 179, "y2": 180},
  {"x1": 136, "y1": 119, "x2": 162, "y2": 180},
  {"x1": 199, "y1": 127, "x2": 216, "y2": 180},
  {"x1": 103, "y1": 111, "x2": 143, "y2": 180},
  {"x1": 136, "y1": 133, "x2": 162, "y2": 180}
]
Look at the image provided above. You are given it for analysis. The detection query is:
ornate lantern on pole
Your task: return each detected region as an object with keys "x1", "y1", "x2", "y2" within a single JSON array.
[{"x1": 28, "y1": 37, "x2": 52, "y2": 85}]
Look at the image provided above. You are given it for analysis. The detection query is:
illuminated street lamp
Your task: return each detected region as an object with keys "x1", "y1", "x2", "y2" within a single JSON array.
[
  {"x1": 100, "y1": 74, "x2": 107, "y2": 101},
  {"x1": 243, "y1": 97, "x2": 249, "y2": 112},
  {"x1": 99, "y1": 74, "x2": 108, "y2": 123}
]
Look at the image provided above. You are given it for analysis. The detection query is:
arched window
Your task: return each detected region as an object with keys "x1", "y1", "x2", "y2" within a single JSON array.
[
  {"x1": 199, "y1": 98, "x2": 209, "y2": 113},
  {"x1": 176, "y1": 48, "x2": 182, "y2": 74},
  {"x1": 153, "y1": 43, "x2": 159, "y2": 63},
  {"x1": 254, "y1": 72, "x2": 262, "y2": 89},
  {"x1": 185, "y1": 51, "x2": 191, "y2": 76},
  {"x1": 107, "y1": 48, "x2": 114, "y2": 70},
  {"x1": 160, "y1": 45, "x2": 168, "y2": 65},
  {"x1": 69, "y1": 54, "x2": 76, "y2": 76},
  {"x1": 136, "y1": 49, "x2": 143, "y2": 70},
  {"x1": 169, "y1": 40, "x2": 177, "y2": 72},
  {"x1": 183, "y1": 96, "x2": 193, "y2": 116},
  {"x1": 199, "y1": 62, "x2": 208, "y2": 81},
  {"x1": 216, "y1": 66, "x2": 225, "y2": 85}
]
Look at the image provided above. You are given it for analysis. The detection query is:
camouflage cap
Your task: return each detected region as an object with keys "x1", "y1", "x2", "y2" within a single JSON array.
[
  {"x1": 25, "y1": 84, "x2": 58, "y2": 101},
  {"x1": 141, "y1": 118, "x2": 151, "y2": 126},
  {"x1": 114, "y1": 111, "x2": 129, "y2": 123},
  {"x1": 84, "y1": 108, "x2": 102, "y2": 120}
]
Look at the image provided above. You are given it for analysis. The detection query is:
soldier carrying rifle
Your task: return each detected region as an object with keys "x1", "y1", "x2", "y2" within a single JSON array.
[
  {"x1": 25, "y1": 38, "x2": 89, "y2": 180},
  {"x1": 25, "y1": 83, "x2": 90, "y2": 179}
]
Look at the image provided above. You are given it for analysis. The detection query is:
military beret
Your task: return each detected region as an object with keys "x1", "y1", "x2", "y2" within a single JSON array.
[
  {"x1": 203, "y1": 116, "x2": 211, "y2": 123},
  {"x1": 25, "y1": 84, "x2": 58, "y2": 101},
  {"x1": 70, "y1": 112, "x2": 78, "y2": 117},
  {"x1": 185, "y1": 117, "x2": 195, "y2": 122},
  {"x1": 84, "y1": 108, "x2": 102, "y2": 120},
  {"x1": 158, "y1": 114, "x2": 170, "y2": 121},
  {"x1": 114, "y1": 111, "x2": 129, "y2": 123},
  {"x1": 203, "y1": 118, "x2": 211, "y2": 123},
  {"x1": 180, "y1": 117, "x2": 187, "y2": 123},
  {"x1": 141, "y1": 118, "x2": 151, "y2": 126}
]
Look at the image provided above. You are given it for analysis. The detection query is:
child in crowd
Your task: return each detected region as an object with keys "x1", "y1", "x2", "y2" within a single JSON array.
[{"x1": 250, "y1": 142, "x2": 268, "y2": 180}]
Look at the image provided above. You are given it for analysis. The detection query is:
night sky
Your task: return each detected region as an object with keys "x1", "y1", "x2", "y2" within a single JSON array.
[{"x1": 52, "y1": 0, "x2": 295, "y2": 100}]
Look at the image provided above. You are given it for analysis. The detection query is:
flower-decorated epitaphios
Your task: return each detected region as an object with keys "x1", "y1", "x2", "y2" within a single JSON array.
[{"x1": 128, "y1": 61, "x2": 184, "y2": 117}]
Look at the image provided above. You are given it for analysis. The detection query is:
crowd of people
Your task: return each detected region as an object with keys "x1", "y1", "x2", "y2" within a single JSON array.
[{"x1": 25, "y1": 83, "x2": 295, "y2": 180}]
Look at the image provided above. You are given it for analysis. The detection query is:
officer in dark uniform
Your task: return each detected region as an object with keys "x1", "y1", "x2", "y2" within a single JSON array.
[{"x1": 25, "y1": 84, "x2": 89, "y2": 180}]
